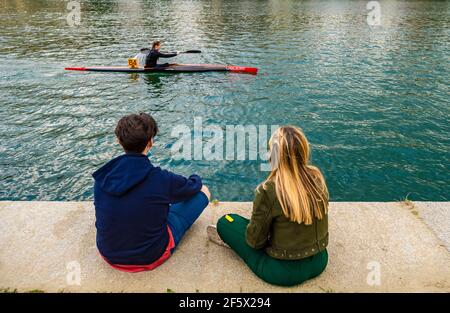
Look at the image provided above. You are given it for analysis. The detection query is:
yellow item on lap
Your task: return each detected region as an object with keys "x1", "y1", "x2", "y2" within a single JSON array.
[{"x1": 225, "y1": 215, "x2": 234, "y2": 222}]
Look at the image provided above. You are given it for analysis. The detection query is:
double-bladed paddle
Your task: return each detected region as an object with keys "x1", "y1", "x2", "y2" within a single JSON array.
[{"x1": 179, "y1": 50, "x2": 201, "y2": 53}]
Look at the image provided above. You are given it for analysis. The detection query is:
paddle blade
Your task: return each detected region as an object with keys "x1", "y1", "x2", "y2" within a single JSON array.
[{"x1": 183, "y1": 50, "x2": 202, "y2": 53}]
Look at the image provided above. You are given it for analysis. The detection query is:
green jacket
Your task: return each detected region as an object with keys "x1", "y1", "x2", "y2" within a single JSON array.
[{"x1": 245, "y1": 181, "x2": 329, "y2": 260}]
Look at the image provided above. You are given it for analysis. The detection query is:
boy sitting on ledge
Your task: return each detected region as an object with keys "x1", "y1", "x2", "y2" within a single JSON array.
[{"x1": 92, "y1": 113, "x2": 210, "y2": 272}]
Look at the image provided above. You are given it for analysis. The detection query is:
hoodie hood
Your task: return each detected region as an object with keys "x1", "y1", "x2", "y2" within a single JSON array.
[{"x1": 92, "y1": 153, "x2": 153, "y2": 196}]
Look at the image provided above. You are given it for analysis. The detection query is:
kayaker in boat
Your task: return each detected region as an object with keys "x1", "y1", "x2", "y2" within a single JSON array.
[{"x1": 144, "y1": 41, "x2": 179, "y2": 68}]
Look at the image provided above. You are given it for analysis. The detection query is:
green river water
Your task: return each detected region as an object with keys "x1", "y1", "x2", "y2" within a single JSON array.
[{"x1": 0, "y1": 0, "x2": 449, "y2": 201}]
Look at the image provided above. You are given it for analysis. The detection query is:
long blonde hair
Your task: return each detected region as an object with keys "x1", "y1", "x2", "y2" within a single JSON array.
[{"x1": 262, "y1": 126, "x2": 329, "y2": 225}]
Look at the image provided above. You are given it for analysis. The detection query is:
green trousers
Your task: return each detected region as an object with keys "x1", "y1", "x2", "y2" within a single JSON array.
[{"x1": 217, "y1": 214, "x2": 328, "y2": 287}]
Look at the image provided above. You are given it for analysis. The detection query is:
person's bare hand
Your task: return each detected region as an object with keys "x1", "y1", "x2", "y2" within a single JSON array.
[{"x1": 201, "y1": 185, "x2": 211, "y2": 200}]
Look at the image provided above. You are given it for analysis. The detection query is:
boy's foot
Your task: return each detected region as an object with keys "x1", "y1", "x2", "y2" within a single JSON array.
[{"x1": 207, "y1": 225, "x2": 230, "y2": 248}]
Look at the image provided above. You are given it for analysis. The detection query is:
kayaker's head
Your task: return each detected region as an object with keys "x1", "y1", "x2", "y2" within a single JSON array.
[
  {"x1": 115, "y1": 113, "x2": 158, "y2": 155},
  {"x1": 151, "y1": 40, "x2": 161, "y2": 51},
  {"x1": 262, "y1": 126, "x2": 329, "y2": 225}
]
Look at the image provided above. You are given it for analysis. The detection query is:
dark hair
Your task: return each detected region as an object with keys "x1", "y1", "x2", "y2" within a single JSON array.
[
  {"x1": 115, "y1": 113, "x2": 158, "y2": 153},
  {"x1": 152, "y1": 41, "x2": 161, "y2": 49}
]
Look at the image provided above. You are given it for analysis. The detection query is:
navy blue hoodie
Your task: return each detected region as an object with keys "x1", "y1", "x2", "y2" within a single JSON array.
[{"x1": 92, "y1": 153, "x2": 202, "y2": 265}]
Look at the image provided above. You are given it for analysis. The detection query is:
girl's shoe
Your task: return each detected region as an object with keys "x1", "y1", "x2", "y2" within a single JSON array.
[{"x1": 206, "y1": 225, "x2": 230, "y2": 248}]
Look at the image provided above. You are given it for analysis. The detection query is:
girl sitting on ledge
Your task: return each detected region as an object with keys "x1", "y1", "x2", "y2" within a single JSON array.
[{"x1": 208, "y1": 126, "x2": 329, "y2": 287}]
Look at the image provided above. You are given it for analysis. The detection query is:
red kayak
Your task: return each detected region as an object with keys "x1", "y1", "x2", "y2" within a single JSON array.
[{"x1": 65, "y1": 63, "x2": 258, "y2": 75}]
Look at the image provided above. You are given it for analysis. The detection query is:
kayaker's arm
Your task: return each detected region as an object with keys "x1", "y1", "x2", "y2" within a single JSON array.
[{"x1": 156, "y1": 51, "x2": 178, "y2": 58}]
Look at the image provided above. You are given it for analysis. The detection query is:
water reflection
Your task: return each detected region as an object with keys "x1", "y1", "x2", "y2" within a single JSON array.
[{"x1": 142, "y1": 74, "x2": 165, "y2": 95}]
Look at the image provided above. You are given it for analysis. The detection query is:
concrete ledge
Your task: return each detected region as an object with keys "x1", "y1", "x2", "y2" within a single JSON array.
[{"x1": 0, "y1": 201, "x2": 449, "y2": 292}]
